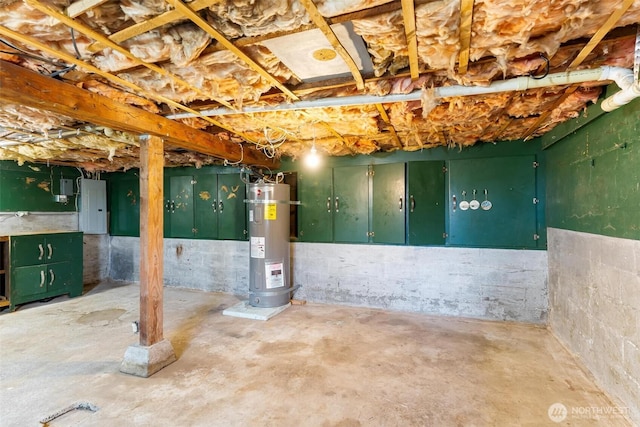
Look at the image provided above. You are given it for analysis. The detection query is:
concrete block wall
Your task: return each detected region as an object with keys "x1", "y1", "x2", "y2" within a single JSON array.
[
  {"x1": 83, "y1": 234, "x2": 110, "y2": 284},
  {"x1": 110, "y1": 236, "x2": 548, "y2": 323},
  {"x1": 548, "y1": 228, "x2": 640, "y2": 424}
]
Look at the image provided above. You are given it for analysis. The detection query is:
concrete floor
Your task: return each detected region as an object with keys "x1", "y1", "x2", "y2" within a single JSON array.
[{"x1": 0, "y1": 281, "x2": 631, "y2": 426}]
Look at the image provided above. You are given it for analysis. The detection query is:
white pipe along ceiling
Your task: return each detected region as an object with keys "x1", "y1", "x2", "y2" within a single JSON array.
[{"x1": 167, "y1": 66, "x2": 640, "y2": 120}]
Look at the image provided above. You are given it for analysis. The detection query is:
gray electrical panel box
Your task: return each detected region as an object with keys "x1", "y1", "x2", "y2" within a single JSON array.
[
  {"x1": 60, "y1": 178, "x2": 74, "y2": 195},
  {"x1": 79, "y1": 179, "x2": 107, "y2": 234}
]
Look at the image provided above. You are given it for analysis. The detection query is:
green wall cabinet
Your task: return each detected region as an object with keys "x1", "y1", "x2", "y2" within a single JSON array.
[
  {"x1": 333, "y1": 165, "x2": 369, "y2": 243},
  {"x1": 165, "y1": 173, "x2": 246, "y2": 240},
  {"x1": 447, "y1": 156, "x2": 539, "y2": 248},
  {"x1": 109, "y1": 177, "x2": 140, "y2": 236},
  {"x1": 298, "y1": 165, "x2": 369, "y2": 243},
  {"x1": 298, "y1": 168, "x2": 334, "y2": 242},
  {"x1": 0, "y1": 161, "x2": 79, "y2": 212},
  {"x1": 5, "y1": 232, "x2": 83, "y2": 311},
  {"x1": 298, "y1": 164, "x2": 407, "y2": 244},
  {"x1": 371, "y1": 163, "x2": 405, "y2": 244},
  {"x1": 407, "y1": 161, "x2": 446, "y2": 245}
]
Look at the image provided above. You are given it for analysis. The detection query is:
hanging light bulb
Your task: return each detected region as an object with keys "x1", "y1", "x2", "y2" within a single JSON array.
[{"x1": 305, "y1": 143, "x2": 321, "y2": 168}]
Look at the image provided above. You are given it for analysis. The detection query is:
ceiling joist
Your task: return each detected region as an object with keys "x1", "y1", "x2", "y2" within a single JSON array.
[
  {"x1": 375, "y1": 104, "x2": 403, "y2": 148},
  {"x1": 457, "y1": 0, "x2": 475, "y2": 74},
  {"x1": 401, "y1": 0, "x2": 420, "y2": 79},
  {"x1": 568, "y1": 0, "x2": 636, "y2": 69},
  {"x1": 524, "y1": 0, "x2": 635, "y2": 138},
  {"x1": 0, "y1": 24, "x2": 246, "y2": 138},
  {"x1": 0, "y1": 60, "x2": 277, "y2": 168},
  {"x1": 26, "y1": 0, "x2": 236, "y2": 110},
  {"x1": 298, "y1": 0, "x2": 366, "y2": 90},
  {"x1": 165, "y1": 0, "x2": 300, "y2": 101},
  {"x1": 87, "y1": 0, "x2": 223, "y2": 52},
  {"x1": 66, "y1": 0, "x2": 108, "y2": 18}
]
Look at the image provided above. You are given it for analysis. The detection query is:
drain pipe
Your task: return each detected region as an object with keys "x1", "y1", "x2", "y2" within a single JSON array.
[
  {"x1": 601, "y1": 70, "x2": 640, "y2": 112},
  {"x1": 166, "y1": 66, "x2": 637, "y2": 119}
]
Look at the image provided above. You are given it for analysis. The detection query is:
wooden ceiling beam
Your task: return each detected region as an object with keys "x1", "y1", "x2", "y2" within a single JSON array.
[
  {"x1": 0, "y1": 60, "x2": 277, "y2": 168},
  {"x1": 568, "y1": 0, "x2": 635, "y2": 69},
  {"x1": 401, "y1": 0, "x2": 420, "y2": 79},
  {"x1": 87, "y1": 0, "x2": 223, "y2": 52},
  {"x1": 298, "y1": 0, "x2": 366, "y2": 90},
  {"x1": 66, "y1": 0, "x2": 109, "y2": 18},
  {"x1": 26, "y1": 0, "x2": 235, "y2": 110},
  {"x1": 457, "y1": 0, "x2": 475, "y2": 74},
  {"x1": 521, "y1": 85, "x2": 578, "y2": 140},
  {"x1": 375, "y1": 104, "x2": 403, "y2": 148},
  {"x1": 0, "y1": 23, "x2": 262, "y2": 145},
  {"x1": 523, "y1": 0, "x2": 634, "y2": 139},
  {"x1": 165, "y1": 0, "x2": 300, "y2": 101}
]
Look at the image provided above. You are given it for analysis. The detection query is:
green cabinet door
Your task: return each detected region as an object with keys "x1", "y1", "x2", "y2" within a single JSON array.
[
  {"x1": 448, "y1": 156, "x2": 537, "y2": 248},
  {"x1": 407, "y1": 161, "x2": 446, "y2": 245},
  {"x1": 166, "y1": 175, "x2": 195, "y2": 238},
  {"x1": 109, "y1": 178, "x2": 140, "y2": 237},
  {"x1": 217, "y1": 174, "x2": 246, "y2": 240},
  {"x1": 194, "y1": 174, "x2": 218, "y2": 239},
  {"x1": 46, "y1": 233, "x2": 81, "y2": 263},
  {"x1": 298, "y1": 168, "x2": 334, "y2": 242},
  {"x1": 10, "y1": 235, "x2": 47, "y2": 267},
  {"x1": 13, "y1": 265, "x2": 47, "y2": 298},
  {"x1": 47, "y1": 261, "x2": 80, "y2": 295},
  {"x1": 333, "y1": 165, "x2": 369, "y2": 243},
  {"x1": 372, "y1": 163, "x2": 406, "y2": 244}
]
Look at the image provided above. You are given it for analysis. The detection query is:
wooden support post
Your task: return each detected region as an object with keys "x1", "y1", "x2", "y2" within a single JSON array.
[
  {"x1": 139, "y1": 134, "x2": 165, "y2": 347},
  {"x1": 120, "y1": 135, "x2": 176, "y2": 377}
]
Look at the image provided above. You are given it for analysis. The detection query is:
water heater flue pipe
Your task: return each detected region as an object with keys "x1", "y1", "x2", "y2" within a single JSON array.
[{"x1": 165, "y1": 66, "x2": 637, "y2": 119}]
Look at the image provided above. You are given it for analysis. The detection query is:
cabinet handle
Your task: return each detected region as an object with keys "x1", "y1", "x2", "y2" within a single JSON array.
[
  {"x1": 212, "y1": 199, "x2": 217, "y2": 212},
  {"x1": 335, "y1": 197, "x2": 339, "y2": 213},
  {"x1": 49, "y1": 269, "x2": 55, "y2": 286},
  {"x1": 39, "y1": 270, "x2": 45, "y2": 288},
  {"x1": 326, "y1": 197, "x2": 331, "y2": 212},
  {"x1": 399, "y1": 197, "x2": 403, "y2": 211},
  {"x1": 38, "y1": 244, "x2": 44, "y2": 261},
  {"x1": 47, "y1": 243, "x2": 53, "y2": 260},
  {"x1": 410, "y1": 195, "x2": 415, "y2": 213},
  {"x1": 219, "y1": 201, "x2": 224, "y2": 213},
  {"x1": 452, "y1": 195, "x2": 457, "y2": 212}
]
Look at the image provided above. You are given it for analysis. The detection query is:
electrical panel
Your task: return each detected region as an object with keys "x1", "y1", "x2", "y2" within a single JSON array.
[
  {"x1": 79, "y1": 179, "x2": 107, "y2": 234},
  {"x1": 59, "y1": 178, "x2": 74, "y2": 196}
]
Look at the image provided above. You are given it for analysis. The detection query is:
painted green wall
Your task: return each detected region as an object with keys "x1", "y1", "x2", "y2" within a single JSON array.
[
  {"x1": 0, "y1": 161, "x2": 80, "y2": 212},
  {"x1": 545, "y1": 97, "x2": 640, "y2": 240}
]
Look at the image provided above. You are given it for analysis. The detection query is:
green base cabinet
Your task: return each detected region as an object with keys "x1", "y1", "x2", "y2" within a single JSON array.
[{"x1": 7, "y1": 232, "x2": 83, "y2": 311}]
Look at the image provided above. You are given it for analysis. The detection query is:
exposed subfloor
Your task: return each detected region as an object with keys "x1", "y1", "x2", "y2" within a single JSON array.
[{"x1": 0, "y1": 281, "x2": 631, "y2": 426}]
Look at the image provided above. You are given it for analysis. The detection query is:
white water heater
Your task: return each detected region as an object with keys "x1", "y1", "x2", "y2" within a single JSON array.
[{"x1": 247, "y1": 182, "x2": 292, "y2": 307}]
